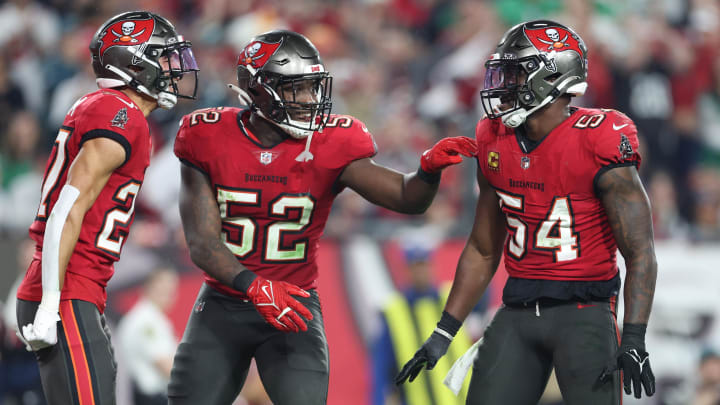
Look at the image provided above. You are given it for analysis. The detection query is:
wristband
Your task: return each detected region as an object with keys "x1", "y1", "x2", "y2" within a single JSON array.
[
  {"x1": 232, "y1": 271, "x2": 258, "y2": 293},
  {"x1": 620, "y1": 323, "x2": 647, "y2": 352},
  {"x1": 437, "y1": 310, "x2": 462, "y2": 337},
  {"x1": 416, "y1": 166, "x2": 441, "y2": 185},
  {"x1": 38, "y1": 291, "x2": 61, "y2": 314}
]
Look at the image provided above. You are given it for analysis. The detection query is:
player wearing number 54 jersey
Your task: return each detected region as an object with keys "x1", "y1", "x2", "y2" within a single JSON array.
[
  {"x1": 15, "y1": 11, "x2": 198, "y2": 405},
  {"x1": 397, "y1": 20, "x2": 657, "y2": 405},
  {"x1": 167, "y1": 30, "x2": 476, "y2": 405}
]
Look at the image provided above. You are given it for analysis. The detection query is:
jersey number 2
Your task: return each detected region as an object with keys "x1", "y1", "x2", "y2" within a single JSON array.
[
  {"x1": 496, "y1": 191, "x2": 578, "y2": 262},
  {"x1": 96, "y1": 181, "x2": 141, "y2": 257},
  {"x1": 217, "y1": 189, "x2": 315, "y2": 262}
]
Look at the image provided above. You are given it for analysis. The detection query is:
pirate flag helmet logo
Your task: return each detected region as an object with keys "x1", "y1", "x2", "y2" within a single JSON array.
[{"x1": 90, "y1": 11, "x2": 199, "y2": 110}]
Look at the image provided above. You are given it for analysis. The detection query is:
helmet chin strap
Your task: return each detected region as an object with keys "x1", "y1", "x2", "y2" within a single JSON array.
[
  {"x1": 104, "y1": 65, "x2": 177, "y2": 109},
  {"x1": 502, "y1": 94, "x2": 554, "y2": 128},
  {"x1": 156, "y1": 92, "x2": 177, "y2": 110},
  {"x1": 228, "y1": 83, "x2": 253, "y2": 106},
  {"x1": 503, "y1": 76, "x2": 584, "y2": 128}
]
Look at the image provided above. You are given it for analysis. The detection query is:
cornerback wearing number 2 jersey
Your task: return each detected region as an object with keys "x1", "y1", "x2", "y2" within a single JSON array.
[
  {"x1": 174, "y1": 107, "x2": 376, "y2": 298},
  {"x1": 476, "y1": 107, "x2": 641, "y2": 282},
  {"x1": 17, "y1": 89, "x2": 152, "y2": 312}
]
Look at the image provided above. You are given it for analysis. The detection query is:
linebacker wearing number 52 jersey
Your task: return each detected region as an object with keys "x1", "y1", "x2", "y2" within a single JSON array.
[
  {"x1": 397, "y1": 20, "x2": 657, "y2": 405},
  {"x1": 167, "y1": 30, "x2": 477, "y2": 405},
  {"x1": 15, "y1": 11, "x2": 198, "y2": 405}
]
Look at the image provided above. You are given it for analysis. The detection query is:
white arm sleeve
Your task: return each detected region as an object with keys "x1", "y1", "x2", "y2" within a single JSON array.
[{"x1": 40, "y1": 184, "x2": 80, "y2": 312}]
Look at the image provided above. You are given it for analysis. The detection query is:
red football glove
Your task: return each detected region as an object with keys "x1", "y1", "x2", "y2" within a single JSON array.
[
  {"x1": 420, "y1": 136, "x2": 478, "y2": 173},
  {"x1": 246, "y1": 277, "x2": 313, "y2": 333}
]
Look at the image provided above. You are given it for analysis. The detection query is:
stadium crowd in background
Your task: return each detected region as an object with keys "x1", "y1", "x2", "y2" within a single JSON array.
[
  {"x1": 1, "y1": 0, "x2": 720, "y2": 404},
  {"x1": 0, "y1": 0, "x2": 719, "y2": 242}
]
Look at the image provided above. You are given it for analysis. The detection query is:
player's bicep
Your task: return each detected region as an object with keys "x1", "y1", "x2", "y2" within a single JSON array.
[
  {"x1": 596, "y1": 165, "x2": 654, "y2": 259},
  {"x1": 178, "y1": 163, "x2": 222, "y2": 246},
  {"x1": 339, "y1": 158, "x2": 406, "y2": 207},
  {"x1": 65, "y1": 137, "x2": 126, "y2": 213}
]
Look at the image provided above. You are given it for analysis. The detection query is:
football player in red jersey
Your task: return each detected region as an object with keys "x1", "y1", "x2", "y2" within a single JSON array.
[
  {"x1": 396, "y1": 20, "x2": 657, "y2": 404},
  {"x1": 14, "y1": 11, "x2": 198, "y2": 405},
  {"x1": 167, "y1": 30, "x2": 476, "y2": 405}
]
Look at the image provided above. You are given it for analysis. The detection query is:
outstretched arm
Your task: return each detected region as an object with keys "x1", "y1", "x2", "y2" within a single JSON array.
[
  {"x1": 339, "y1": 136, "x2": 477, "y2": 214},
  {"x1": 338, "y1": 158, "x2": 439, "y2": 214},
  {"x1": 178, "y1": 163, "x2": 312, "y2": 332},
  {"x1": 395, "y1": 166, "x2": 506, "y2": 384},
  {"x1": 596, "y1": 165, "x2": 657, "y2": 398}
]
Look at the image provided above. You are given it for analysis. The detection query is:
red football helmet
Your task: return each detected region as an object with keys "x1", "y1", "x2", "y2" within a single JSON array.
[
  {"x1": 90, "y1": 11, "x2": 199, "y2": 109},
  {"x1": 480, "y1": 20, "x2": 588, "y2": 127},
  {"x1": 234, "y1": 30, "x2": 332, "y2": 139}
]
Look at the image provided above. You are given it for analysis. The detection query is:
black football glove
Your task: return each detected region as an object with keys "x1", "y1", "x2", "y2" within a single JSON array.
[
  {"x1": 598, "y1": 323, "x2": 655, "y2": 398},
  {"x1": 395, "y1": 311, "x2": 461, "y2": 385},
  {"x1": 395, "y1": 331, "x2": 451, "y2": 385}
]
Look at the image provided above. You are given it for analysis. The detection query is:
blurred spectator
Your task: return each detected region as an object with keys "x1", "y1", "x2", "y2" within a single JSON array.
[
  {"x1": 0, "y1": 0, "x2": 60, "y2": 54},
  {"x1": 0, "y1": 111, "x2": 42, "y2": 235},
  {"x1": 692, "y1": 350, "x2": 720, "y2": 405},
  {"x1": 371, "y1": 241, "x2": 475, "y2": 405},
  {"x1": 117, "y1": 267, "x2": 179, "y2": 405},
  {"x1": 0, "y1": 53, "x2": 26, "y2": 135},
  {"x1": 1, "y1": 111, "x2": 40, "y2": 188},
  {"x1": 0, "y1": 2, "x2": 717, "y2": 403},
  {"x1": 138, "y1": 142, "x2": 183, "y2": 230},
  {"x1": 689, "y1": 167, "x2": 720, "y2": 241},
  {"x1": 46, "y1": 32, "x2": 97, "y2": 131},
  {"x1": 648, "y1": 171, "x2": 688, "y2": 240},
  {"x1": 0, "y1": 238, "x2": 45, "y2": 405},
  {"x1": 0, "y1": 0, "x2": 59, "y2": 115}
]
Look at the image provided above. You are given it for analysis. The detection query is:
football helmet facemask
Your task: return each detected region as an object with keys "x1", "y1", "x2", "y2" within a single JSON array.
[
  {"x1": 234, "y1": 30, "x2": 332, "y2": 139},
  {"x1": 480, "y1": 20, "x2": 588, "y2": 128},
  {"x1": 90, "y1": 11, "x2": 199, "y2": 110}
]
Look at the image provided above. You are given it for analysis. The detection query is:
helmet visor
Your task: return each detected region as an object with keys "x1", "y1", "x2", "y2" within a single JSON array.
[
  {"x1": 167, "y1": 47, "x2": 199, "y2": 73},
  {"x1": 160, "y1": 42, "x2": 199, "y2": 100},
  {"x1": 484, "y1": 62, "x2": 521, "y2": 90},
  {"x1": 480, "y1": 60, "x2": 523, "y2": 119}
]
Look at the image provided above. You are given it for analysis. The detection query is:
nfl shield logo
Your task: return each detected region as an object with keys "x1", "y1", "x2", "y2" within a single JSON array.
[
  {"x1": 260, "y1": 151, "x2": 273, "y2": 165},
  {"x1": 521, "y1": 156, "x2": 531, "y2": 170}
]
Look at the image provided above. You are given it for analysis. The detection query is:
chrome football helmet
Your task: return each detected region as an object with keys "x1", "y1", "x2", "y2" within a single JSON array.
[
  {"x1": 480, "y1": 20, "x2": 588, "y2": 127},
  {"x1": 90, "y1": 11, "x2": 199, "y2": 110},
  {"x1": 234, "y1": 30, "x2": 332, "y2": 139}
]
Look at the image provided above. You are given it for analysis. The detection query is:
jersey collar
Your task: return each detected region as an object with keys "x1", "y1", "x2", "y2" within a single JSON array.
[{"x1": 514, "y1": 107, "x2": 578, "y2": 154}]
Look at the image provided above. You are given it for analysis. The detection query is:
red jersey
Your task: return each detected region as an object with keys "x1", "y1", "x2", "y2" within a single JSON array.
[
  {"x1": 174, "y1": 108, "x2": 376, "y2": 297},
  {"x1": 18, "y1": 89, "x2": 151, "y2": 312},
  {"x1": 476, "y1": 107, "x2": 641, "y2": 282}
]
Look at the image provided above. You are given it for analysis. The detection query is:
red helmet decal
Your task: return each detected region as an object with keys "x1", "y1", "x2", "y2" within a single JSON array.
[
  {"x1": 238, "y1": 40, "x2": 282, "y2": 69},
  {"x1": 98, "y1": 18, "x2": 156, "y2": 57},
  {"x1": 524, "y1": 26, "x2": 584, "y2": 59}
]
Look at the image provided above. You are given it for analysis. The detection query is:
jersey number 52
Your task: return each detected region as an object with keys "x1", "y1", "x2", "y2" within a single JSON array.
[{"x1": 217, "y1": 188, "x2": 315, "y2": 262}]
